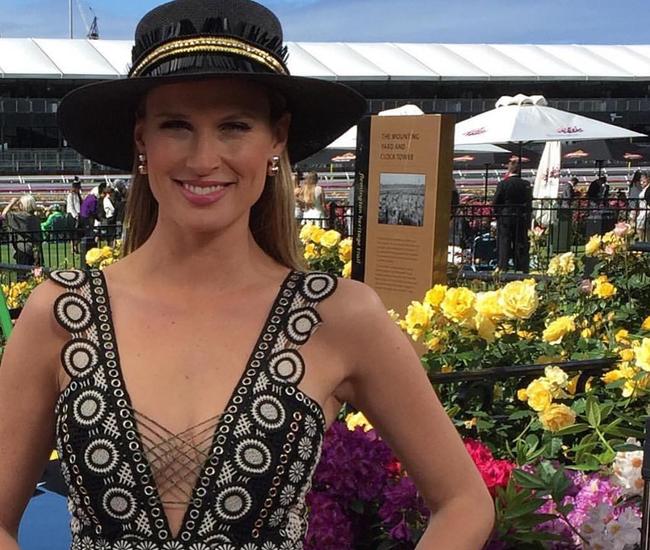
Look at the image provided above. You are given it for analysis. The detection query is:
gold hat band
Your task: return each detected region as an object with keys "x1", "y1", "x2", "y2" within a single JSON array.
[{"x1": 130, "y1": 36, "x2": 288, "y2": 77}]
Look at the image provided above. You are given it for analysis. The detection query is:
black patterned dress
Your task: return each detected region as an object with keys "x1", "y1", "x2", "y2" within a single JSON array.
[{"x1": 50, "y1": 268, "x2": 337, "y2": 550}]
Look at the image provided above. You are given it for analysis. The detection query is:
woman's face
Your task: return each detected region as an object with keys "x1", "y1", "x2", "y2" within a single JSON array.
[
  {"x1": 135, "y1": 78, "x2": 289, "y2": 235},
  {"x1": 642, "y1": 175, "x2": 649, "y2": 188}
]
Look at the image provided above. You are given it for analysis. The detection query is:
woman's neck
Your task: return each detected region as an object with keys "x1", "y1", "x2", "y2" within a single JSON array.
[{"x1": 123, "y1": 216, "x2": 281, "y2": 291}]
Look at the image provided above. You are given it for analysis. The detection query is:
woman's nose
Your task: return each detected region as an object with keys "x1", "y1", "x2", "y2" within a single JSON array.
[{"x1": 185, "y1": 131, "x2": 222, "y2": 174}]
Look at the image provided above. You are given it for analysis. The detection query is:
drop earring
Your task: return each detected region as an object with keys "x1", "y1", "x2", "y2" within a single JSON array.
[
  {"x1": 268, "y1": 155, "x2": 280, "y2": 177},
  {"x1": 138, "y1": 153, "x2": 148, "y2": 175}
]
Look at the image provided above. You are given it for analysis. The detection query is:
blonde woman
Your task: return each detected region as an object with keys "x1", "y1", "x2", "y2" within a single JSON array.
[
  {"x1": 1, "y1": 194, "x2": 42, "y2": 268},
  {"x1": 300, "y1": 171, "x2": 327, "y2": 227},
  {"x1": 0, "y1": 0, "x2": 493, "y2": 548}
]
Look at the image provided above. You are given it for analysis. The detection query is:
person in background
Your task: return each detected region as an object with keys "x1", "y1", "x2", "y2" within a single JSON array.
[
  {"x1": 66, "y1": 177, "x2": 82, "y2": 223},
  {"x1": 636, "y1": 172, "x2": 650, "y2": 241},
  {"x1": 1, "y1": 195, "x2": 42, "y2": 270},
  {"x1": 79, "y1": 182, "x2": 106, "y2": 262},
  {"x1": 40, "y1": 204, "x2": 65, "y2": 232},
  {"x1": 102, "y1": 186, "x2": 117, "y2": 245},
  {"x1": 293, "y1": 170, "x2": 304, "y2": 222},
  {"x1": 492, "y1": 159, "x2": 533, "y2": 272},
  {"x1": 300, "y1": 171, "x2": 327, "y2": 227},
  {"x1": 628, "y1": 170, "x2": 642, "y2": 227}
]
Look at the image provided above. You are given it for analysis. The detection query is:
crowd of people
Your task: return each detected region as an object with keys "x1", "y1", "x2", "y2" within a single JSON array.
[{"x1": 0, "y1": 176, "x2": 127, "y2": 267}]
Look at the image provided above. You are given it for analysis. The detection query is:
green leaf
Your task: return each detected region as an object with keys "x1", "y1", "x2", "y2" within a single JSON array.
[
  {"x1": 512, "y1": 470, "x2": 547, "y2": 490},
  {"x1": 586, "y1": 396, "x2": 601, "y2": 428},
  {"x1": 509, "y1": 410, "x2": 534, "y2": 420},
  {"x1": 503, "y1": 497, "x2": 546, "y2": 519},
  {"x1": 554, "y1": 423, "x2": 590, "y2": 436}
]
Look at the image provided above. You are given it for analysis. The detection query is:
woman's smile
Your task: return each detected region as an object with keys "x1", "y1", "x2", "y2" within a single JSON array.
[{"x1": 175, "y1": 178, "x2": 236, "y2": 206}]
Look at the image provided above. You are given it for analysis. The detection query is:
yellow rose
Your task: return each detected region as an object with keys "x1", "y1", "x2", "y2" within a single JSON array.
[
  {"x1": 542, "y1": 316, "x2": 576, "y2": 345},
  {"x1": 539, "y1": 404, "x2": 576, "y2": 432},
  {"x1": 475, "y1": 290, "x2": 503, "y2": 321},
  {"x1": 615, "y1": 329, "x2": 630, "y2": 345},
  {"x1": 475, "y1": 314, "x2": 497, "y2": 343},
  {"x1": 581, "y1": 328, "x2": 593, "y2": 338},
  {"x1": 517, "y1": 388, "x2": 528, "y2": 402},
  {"x1": 320, "y1": 229, "x2": 341, "y2": 249},
  {"x1": 101, "y1": 245, "x2": 113, "y2": 258},
  {"x1": 345, "y1": 412, "x2": 373, "y2": 432},
  {"x1": 603, "y1": 369, "x2": 625, "y2": 385},
  {"x1": 310, "y1": 227, "x2": 326, "y2": 245},
  {"x1": 441, "y1": 287, "x2": 476, "y2": 324},
  {"x1": 499, "y1": 279, "x2": 539, "y2": 320},
  {"x1": 299, "y1": 223, "x2": 316, "y2": 243},
  {"x1": 303, "y1": 243, "x2": 318, "y2": 261},
  {"x1": 634, "y1": 338, "x2": 650, "y2": 372},
  {"x1": 619, "y1": 348, "x2": 635, "y2": 362},
  {"x1": 424, "y1": 284, "x2": 447, "y2": 308},
  {"x1": 403, "y1": 301, "x2": 434, "y2": 341},
  {"x1": 544, "y1": 366, "x2": 569, "y2": 392},
  {"x1": 566, "y1": 374, "x2": 580, "y2": 395},
  {"x1": 424, "y1": 333, "x2": 445, "y2": 352},
  {"x1": 592, "y1": 275, "x2": 617, "y2": 299},
  {"x1": 85, "y1": 247, "x2": 104, "y2": 266},
  {"x1": 642, "y1": 316, "x2": 650, "y2": 331},
  {"x1": 547, "y1": 252, "x2": 575, "y2": 276},
  {"x1": 341, "y1": 261, "x2": 351, "y2": 279},
  {"x1": 525, "y1": 378, "x2": 553, "y2": 412},
  {"x1": 585, "y1": 235, "x2": 602, "y2": 256},
  {"x1": 338, "y1": 238, "x2": 352, "y2": 262}
]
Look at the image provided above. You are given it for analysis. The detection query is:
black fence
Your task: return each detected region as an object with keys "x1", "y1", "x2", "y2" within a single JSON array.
[{"x1": 450, "y1": 197, "x2": 648, "y2": 272}]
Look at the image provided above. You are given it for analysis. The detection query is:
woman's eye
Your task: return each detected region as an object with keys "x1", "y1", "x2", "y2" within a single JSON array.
[
  {"x1": 159, "y1": 120, "x2": 191, "y2": 131},
  {"x1": 221, "y1": 122, "x2": 251, "y2": 132}
]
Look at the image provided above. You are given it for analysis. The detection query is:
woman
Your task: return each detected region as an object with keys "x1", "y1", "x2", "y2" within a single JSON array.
[
  {"x1": 1, "y1": 194, "x2": 42, "y2": 269},
  {"x1": 300, "y1": 171, "x2": 327, "y2": 227},
  {"x1": 0, "y1": 1, "x2": 493, "y2": 549}
]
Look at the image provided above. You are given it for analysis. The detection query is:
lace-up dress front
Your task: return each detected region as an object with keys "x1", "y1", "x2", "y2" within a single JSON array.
[{"x1": 50, "y1": 268, "x2": 336, "y2": 550}]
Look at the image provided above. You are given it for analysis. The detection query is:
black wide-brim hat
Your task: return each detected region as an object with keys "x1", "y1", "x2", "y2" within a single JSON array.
[{"x1": 58, "y1": 0, "x2": 367, "y2": 171}]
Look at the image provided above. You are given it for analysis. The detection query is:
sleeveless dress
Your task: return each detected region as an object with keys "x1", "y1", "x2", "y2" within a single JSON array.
[{"x1": 50, "y1": 268, "x2": 337, "y2": 550}]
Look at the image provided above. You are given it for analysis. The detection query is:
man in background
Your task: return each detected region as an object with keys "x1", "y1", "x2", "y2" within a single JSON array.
[{"x1": 492, "y1": 159, "x2": 533, "y2": 272}]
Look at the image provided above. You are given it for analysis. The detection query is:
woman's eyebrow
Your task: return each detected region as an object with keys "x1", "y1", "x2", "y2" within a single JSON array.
[{"x1": 153, "y1": 112, "x2": 189, "y2": 119}]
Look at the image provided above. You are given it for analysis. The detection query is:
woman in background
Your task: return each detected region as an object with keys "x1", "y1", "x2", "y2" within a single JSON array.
[{"x1": 300, "y1": 171, "x2": 327, "y2": 227}]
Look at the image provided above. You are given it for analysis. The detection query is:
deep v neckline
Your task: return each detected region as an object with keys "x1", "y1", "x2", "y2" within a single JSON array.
[{"x1": 95, "y1": 269, "x2": 297, "y2": 541}]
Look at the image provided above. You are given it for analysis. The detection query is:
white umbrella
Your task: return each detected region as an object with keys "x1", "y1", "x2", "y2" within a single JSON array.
[{"x1": 455, "y1": 94, "x2": 645, "y2": 146}]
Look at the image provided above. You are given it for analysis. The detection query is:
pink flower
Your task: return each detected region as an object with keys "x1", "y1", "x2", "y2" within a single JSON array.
[
  {"x1": 464, "y1": 439, "x2": 515, "y2": 495},
  {"x1": 614, "y1": 222, "x2": 631, "y2": 237}
]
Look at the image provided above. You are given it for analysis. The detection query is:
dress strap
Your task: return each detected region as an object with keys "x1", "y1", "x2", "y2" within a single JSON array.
[
  {"x1": 50, "y1": 268, "x2": 102, "y2": 381},
  {"x1": 265, "y1": 271, "x2": 337, "y2": 386}
]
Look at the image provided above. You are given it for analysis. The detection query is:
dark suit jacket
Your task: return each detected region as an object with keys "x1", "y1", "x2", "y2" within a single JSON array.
[{"x1": 492, "y1": 176, "x2": 533, "y2": 221}]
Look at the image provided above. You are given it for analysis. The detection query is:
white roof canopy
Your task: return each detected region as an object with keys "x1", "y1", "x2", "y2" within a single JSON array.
[{"x1": 3, "y1": 39, "x2": 650, "y2": 81}]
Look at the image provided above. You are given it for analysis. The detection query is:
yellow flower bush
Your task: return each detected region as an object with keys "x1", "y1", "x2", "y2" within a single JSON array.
[
  {"x1": 86, "y1": 242, "x2": 121, "y2": 269},
  {"x1": 424, "y1": 284, "x2": 447, "y2": 308},
  {"x1": 585, "y1": 235, "x2": 602, "y2": 256},
  {"x1": 523, "y1": 378, "x2": 553, "y2": 412},
  {"x1": 634, "y1": 338, "x2": 650, "y2": 372},
  {"x1": 299, "y1": 223, "x2": 351, "y2": 278},
  {"x1": 498, "y1": 279, "x2": 539, "y2": 320},
  {"x1": 399, "y1": 301, "x2": 434, "y2": 341},
  {"x1": 542, "y1": 316, "x2": 576, "y2": 345}
]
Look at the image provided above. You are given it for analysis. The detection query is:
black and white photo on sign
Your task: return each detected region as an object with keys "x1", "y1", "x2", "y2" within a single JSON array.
[{"x1": 378, "y1": 173, "x2": 426, "y2": 227}]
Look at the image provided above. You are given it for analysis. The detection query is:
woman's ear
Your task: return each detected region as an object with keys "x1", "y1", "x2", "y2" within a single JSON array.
[
  {"x1": 134, "y1": 118, "x2": 146, "y2": 154},
  {"x1": 271, "y1": 112, "x2": 291, "y2": 155}
]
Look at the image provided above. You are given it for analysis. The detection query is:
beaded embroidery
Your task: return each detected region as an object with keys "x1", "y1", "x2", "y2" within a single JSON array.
[{"x1": 52, "y1": 269, "x2": 336, "y2": 549}]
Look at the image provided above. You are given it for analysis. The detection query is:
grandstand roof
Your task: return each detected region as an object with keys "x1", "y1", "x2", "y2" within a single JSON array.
[{"x1": 2, "y1": 39, "x2": 650, "y2": 81}]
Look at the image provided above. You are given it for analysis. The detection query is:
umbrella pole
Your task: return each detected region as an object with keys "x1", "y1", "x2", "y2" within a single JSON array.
[
  {"x1": 597, "y1": 160, "x2": 603, "y2": 177},
  {"x1": 484, "y1": 164, "x2": 489, "y2": 203}
]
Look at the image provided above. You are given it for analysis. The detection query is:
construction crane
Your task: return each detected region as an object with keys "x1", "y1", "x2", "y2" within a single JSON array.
[{"x1": 75, "y1": 0, "x2": 100, "y2": 39}]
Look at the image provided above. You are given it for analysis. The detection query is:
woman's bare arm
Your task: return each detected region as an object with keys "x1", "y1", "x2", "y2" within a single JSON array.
[
  {"x1": 331, "y1": 279, "x2": 494, "y2": 549},
  {"x1": 0, "y1": 280, "x2": 67, "y2": 546}
]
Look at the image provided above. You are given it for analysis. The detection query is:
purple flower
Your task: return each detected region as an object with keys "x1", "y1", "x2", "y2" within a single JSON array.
[
  {"x1": 379, "y1": 476, "x2": 430, "y2": 542},
  {"x1": 312, "y1": 422, "x2": 393, "y2": 502},
  {"x1": 304, "y1": 492, "x2": 354, "y2": 550}
]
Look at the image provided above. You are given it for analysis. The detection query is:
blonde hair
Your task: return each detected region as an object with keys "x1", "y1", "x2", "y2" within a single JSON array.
[
  {"x1": 122, "y1": 150, "x2": 305, "y2": 270},
  {"x1": 300, "y1": 171, "x2": 319, "y2": 208},
  {"x1": 18, "y1": 194, "x2": 36, "y2": 213}
]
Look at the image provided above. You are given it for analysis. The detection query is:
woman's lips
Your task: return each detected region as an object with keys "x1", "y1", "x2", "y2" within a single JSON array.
[{"x1": 176, "y1": 180, "x2": 233, "y2": 206}]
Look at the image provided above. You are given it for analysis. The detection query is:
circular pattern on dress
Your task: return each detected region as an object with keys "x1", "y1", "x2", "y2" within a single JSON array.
[
  {"x1": 214, "y1": 486, "x2": 252, "y2": 521},
  {"x1": 286, "y1": 308, "x2": 320, "y2": 345},
  {"x1": 251, "y1": 395, "x2": 286, "y2": 431},
  {"x1": 101, "y1": 487, "x2": 136, "y2": 520},
  {"x1": 50, "y1": 269, "x2": 87, "y2": 288},
  {"x1": 83, "y1": 438, "x2": 119, "y2": 474},
  {"x1": 234, "y1": 439, "x2": 272, "y2": 475},
  {"x1": 54, "y1": 293, "x2": 93, "y2": 332},
  {"x1": 72, "y1": 390, "x2": 106, "y2": 426},
  {"x1": 301, "y1": 273, "x2": 336, "y2": 301},
  {"x1": 268, "y1": 350, "x2": 304, "y2": 385},
  {"x1": 61, "y1": 339, "x2": 99, "y2": 378}
]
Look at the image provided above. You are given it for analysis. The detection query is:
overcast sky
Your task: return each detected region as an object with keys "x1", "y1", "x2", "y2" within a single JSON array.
[{"x1": 1, "y1": 0, "x2": 649, "y2": 43}]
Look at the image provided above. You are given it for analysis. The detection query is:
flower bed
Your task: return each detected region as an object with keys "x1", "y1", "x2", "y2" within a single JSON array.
[{"x1": 303, "y1": 222, "x2": 649, "y2": 549}]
